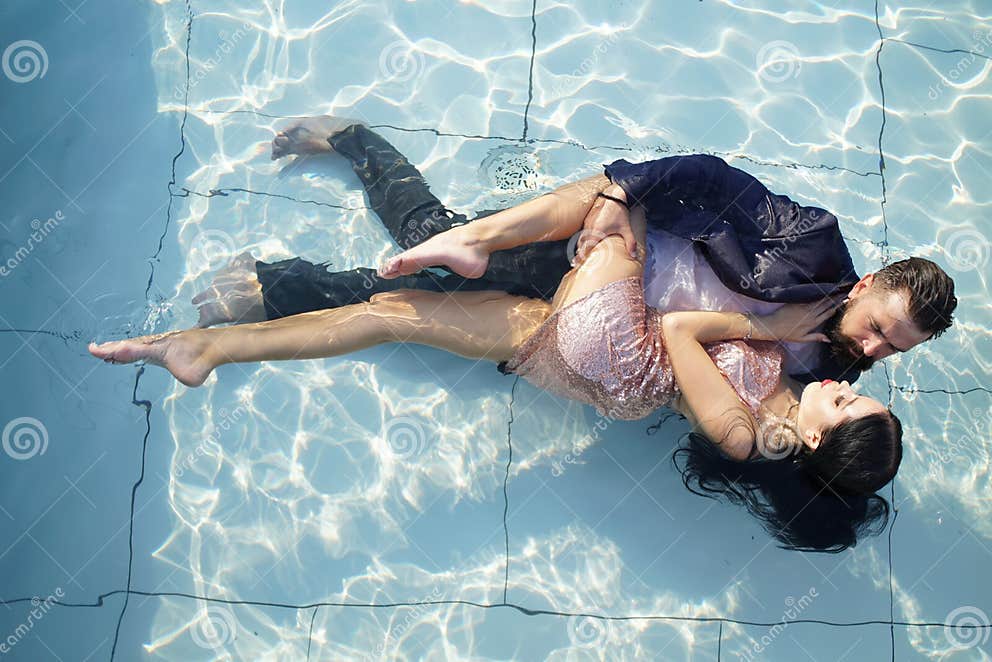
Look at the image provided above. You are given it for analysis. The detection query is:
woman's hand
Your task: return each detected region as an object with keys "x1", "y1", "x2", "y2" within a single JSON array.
[
  {"x1": 572, "y1": 187, "x2": 638, "y2": 264},
  {"x1": 752, "y1": 297, "x2": 844, "y2": 343}
]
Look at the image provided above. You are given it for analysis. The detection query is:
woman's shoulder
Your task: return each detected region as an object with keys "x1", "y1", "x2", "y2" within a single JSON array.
[{"x1": 705, "y1": 340, "x2": 784, "y2": 414}]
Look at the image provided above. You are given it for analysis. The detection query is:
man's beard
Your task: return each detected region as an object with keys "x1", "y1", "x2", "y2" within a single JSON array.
[{"x1": 822, "y1": 303, "x2": 875, "y2": 373}]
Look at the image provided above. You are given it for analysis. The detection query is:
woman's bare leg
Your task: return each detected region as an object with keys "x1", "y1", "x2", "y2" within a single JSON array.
[
  {"x1": 89, "y1": 290, "x2": 550, "y2": 387},
  {"x1": 378, "y1": 174, "x2": 612, "y2": 278}
]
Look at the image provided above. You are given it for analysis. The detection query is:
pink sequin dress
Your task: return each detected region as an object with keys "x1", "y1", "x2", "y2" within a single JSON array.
[{"x1": 500, "y1": 276, "x2": 783, "y2": 420}]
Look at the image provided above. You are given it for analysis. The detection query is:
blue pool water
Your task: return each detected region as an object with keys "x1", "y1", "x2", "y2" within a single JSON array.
[{"x1": 1, "y1": 1, "x2": 990, "y2": 660}]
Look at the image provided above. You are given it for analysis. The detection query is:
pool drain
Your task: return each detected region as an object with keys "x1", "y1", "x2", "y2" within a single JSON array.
[{"x1": 479, "y1": 144, "x2": 542, "y2": 192}]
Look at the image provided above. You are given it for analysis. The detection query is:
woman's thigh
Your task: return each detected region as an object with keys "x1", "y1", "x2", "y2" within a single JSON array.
[{"x1": 368, "y1": 289, "x2": 551, "y2": 362}]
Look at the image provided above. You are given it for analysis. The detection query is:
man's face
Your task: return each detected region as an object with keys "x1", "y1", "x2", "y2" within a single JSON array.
[{"x1": 823, "y1": 274, "x2": 932, "y2": 371}]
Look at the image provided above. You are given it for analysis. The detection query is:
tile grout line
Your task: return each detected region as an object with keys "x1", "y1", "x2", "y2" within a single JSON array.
[
  {"x1": 245, "y1": 113, "x2": 885, "y2": 177},
  {"x1": 306, "y1": 605, "x2": 319, "y2": 661},
  {"x1": 109, "y1": 1, "x2": 193, "y2": 660},
  {"x1": 108, "y1": 369, "x2": 154, "y2": 661},
  {"x1": 501, "y1": 376, "x2": 520, "y2": 605},
  {"x1": 143, "y1": 4, "x2": 193, "y2": 304},
  {"x1": 872, "y1": 3, "x2": 898, "y2": 661},
  {"x1": 3, "y1": 589, "x2": 989, "y2": 630},
  {"x1": 521, "y1": 0, "x2": 538, "y2": 142}
]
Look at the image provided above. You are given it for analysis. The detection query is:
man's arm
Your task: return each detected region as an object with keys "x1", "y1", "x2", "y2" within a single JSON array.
[
  {"x1": 604, "y1": 154, "x2": 770, "y2": 215},
  {"x1": 572, "y1": 154, "x2": 770, "y2": 264}
]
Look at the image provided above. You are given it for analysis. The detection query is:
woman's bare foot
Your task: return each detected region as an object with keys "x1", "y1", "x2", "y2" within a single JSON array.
[
  {"x1": 88, "y1": 329, "x2": 217, "y2": 387},
  {"x1": 192, "y1": 251, "x2": 267, "y2": 327},
  {"x1": 271, "y1": 115, "x2": 367, "y2": 160},
  {"x1": 378, "y1": 225, "x2": 490, "y2": 279}
]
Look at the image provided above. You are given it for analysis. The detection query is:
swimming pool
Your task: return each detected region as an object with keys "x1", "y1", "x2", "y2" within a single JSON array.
[{"x1": 0, "y1": 0, "x2": 989, "y2": 659}]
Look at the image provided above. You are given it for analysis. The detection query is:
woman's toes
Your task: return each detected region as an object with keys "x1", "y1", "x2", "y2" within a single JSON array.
[
  {"x1": 88, "y1": 341, "x2": 116, "y2": 361},
  {"x1": 378, "y1": 257, "x2": 402, "y2": 279},
  {"x1": 90, "y1": 332, "x2": 212, "y2": 387}
]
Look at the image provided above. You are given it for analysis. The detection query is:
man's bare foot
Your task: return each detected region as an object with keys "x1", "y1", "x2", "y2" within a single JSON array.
[
  {"x1": 192, "y1": 251, "x2": 267, "y2": 328},
  {"x1": 378, "y1": 225, "x2": 490, "y2": 279},
  {"x1": 88, "y1": 329, "x2": 217, "y2": 387},
  {"x1": 271, "y1": 115, "x2": 367, "y2": 160}
]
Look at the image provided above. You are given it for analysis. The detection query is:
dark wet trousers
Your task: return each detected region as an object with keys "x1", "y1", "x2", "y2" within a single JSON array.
[{"x1": 254, "y1": 125, "x2": 573, "y2": 320}]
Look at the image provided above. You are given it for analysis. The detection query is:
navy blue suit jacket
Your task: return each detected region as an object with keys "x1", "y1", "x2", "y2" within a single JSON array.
[{"x1": 605, "y1": 154, "x2": 863, "y2": 384}]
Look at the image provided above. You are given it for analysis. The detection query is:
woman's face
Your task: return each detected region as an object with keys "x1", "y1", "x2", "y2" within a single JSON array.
[{"x1": 797, "y1": 380, "x2": 887, "y2": 450}]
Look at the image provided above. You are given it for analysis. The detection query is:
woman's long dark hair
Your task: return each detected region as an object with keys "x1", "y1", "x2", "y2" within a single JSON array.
[{"x1": 672, "y1": 411, "x2": 902, "y2": 553}]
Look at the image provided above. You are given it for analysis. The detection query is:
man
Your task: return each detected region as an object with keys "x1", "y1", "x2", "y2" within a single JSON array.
[{"x1": 194, "y1": 117, "x2": 957, "y2": 384}]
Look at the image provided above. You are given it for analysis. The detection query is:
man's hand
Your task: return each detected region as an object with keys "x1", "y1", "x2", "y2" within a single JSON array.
[{"x1": 572, "y1": 186, "x2": 638, "y2": 264}]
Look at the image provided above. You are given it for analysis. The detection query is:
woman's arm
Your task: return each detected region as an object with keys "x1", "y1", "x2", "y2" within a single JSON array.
[
  {"x1": 661, "y1": 301, "x2": 838, "y2": 460},
  {"x1": 661, "y1": 311, "x2": 759, "y2": 461}
]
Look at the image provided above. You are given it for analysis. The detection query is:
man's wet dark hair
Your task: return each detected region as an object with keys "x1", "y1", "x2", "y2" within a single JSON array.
[
  {"x1": 674, "y1": 411, "x2": 902, "y2": 552},
  {"x1": 873, "y1": 257, "x2": 957, "y2": 339}
]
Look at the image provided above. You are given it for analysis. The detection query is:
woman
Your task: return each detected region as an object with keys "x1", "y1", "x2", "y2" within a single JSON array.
[{"x1": 90, "y1": 132, "x2": 901, "y2": 550}]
